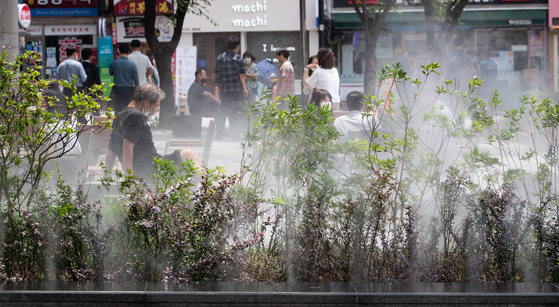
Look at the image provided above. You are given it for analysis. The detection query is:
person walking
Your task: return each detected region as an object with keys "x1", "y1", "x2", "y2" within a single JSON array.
[
  {"x1": 128, "y1": 39, "x2": 153, "y2": 86},
  {"x1": 110, "y1": 44, "x2": 139, "y2": 114},
  {"x1": 57, "y1": 47, "x2": 87, "y2": 97},
  {"x1": 304, "y1": 48, "x2": 340, "y2": 109},
  {"x1": 214, "y1": 36, "x2": 248, "y2": 141},
  {"x1": 275, "y1": 48, "x2": 295, "y2": 99},
  {"x1": 81, "y1": 48, "x2": 101, "y2": 92},
  {"x1": 242, "y1": 51, "x2": 259, "y2": 104}
]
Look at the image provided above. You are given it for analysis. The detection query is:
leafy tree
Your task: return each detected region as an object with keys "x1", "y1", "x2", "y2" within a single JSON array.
[
  {"x1": 351, "y1": 0, "x2": 397, "y2": 95},
  {"x1": 0, "y1": 51, "x2": 109, "y2": 279},
  {"x1": 144, "y1": 0, "x2": 213, "y2": 124}
]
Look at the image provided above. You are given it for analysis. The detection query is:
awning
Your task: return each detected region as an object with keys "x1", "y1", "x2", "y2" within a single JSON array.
[{"x1": 333, "y1": 9, "x2": 546, "y2": 30}]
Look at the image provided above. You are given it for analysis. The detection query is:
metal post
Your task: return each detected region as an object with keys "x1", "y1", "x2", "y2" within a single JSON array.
[
  {"x1": 318, "y1": 0, "x2": 325, "y2": 48},
  {"x1": 300, "y1": 0, "x2": 307, "y2": 79}
]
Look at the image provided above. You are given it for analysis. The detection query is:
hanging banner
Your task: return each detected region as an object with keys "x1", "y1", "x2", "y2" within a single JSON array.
[
  {"x1": 98, "y1": 36, "x2": 114, "y2": 98},
  {"x1": 172, "y1": 51, "x2": 176, "y2": 103},
  {"x1": 175, "y1": 46, "x2": 197, "y2": 107}
]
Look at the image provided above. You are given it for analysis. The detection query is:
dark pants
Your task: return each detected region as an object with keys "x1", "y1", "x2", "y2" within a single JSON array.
[
  {"x1": 190, "y1": 100, "x2": 226, "y2": 137},
  {"x1": 112, "y1": 86, "x2": 136, "y2": 114},
  {"x1": 221, "y1": 91, "x2": 245, "y2": 138},
  {"x1": 135, "y1": 150, "x2": 183, "y2": 182}
]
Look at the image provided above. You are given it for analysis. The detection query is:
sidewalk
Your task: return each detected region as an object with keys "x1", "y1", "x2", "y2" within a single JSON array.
[{"x1": 151, "y1": 118, "x2": 244, "y2": 175}]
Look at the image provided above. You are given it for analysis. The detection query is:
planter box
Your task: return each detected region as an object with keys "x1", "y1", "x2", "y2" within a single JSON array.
[{"x1": 0, "y1": 282, "x2": 558, "y2": 306}]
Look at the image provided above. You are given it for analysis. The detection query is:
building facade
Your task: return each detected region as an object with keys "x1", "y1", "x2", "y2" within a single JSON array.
[
  {"x1": 178, "y1": 0, "x2": 320, "y2": 97},
  {"x1": 327, "y1": 0, "x2": 549, "y2": 104}
]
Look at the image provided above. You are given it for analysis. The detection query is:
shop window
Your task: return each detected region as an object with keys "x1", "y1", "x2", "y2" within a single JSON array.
[{"x1": 197, "y1": 37, "x2": 206, "y2": 69}]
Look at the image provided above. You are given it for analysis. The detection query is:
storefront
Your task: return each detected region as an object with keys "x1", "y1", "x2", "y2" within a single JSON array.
[
  {"x1": 179, "y1": 0, "x2": 319, "y2": 98},
  {"x1": 21, "y1": 0, "x2": 103, "y2": 79},
  {"x1": 549, "y1": 0, "x2": 559, "y2": 92},
  {"x1": 330, "y1": 0, "x2": 549, "y2": 101}
]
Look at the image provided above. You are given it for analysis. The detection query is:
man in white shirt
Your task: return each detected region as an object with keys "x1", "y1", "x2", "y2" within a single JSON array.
[
  {"x1": 128, "y1": 40, "x2": 153, "y2": 86},
  {"x1": 334, "y1": 91, "x2": 382, "y2": 141}
]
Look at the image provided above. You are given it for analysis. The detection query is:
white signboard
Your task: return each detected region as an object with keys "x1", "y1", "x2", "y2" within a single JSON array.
[
  {"x1": 175, "y1": 46, "x2": 197, "y2": 106},
  {"x1": 183, "y1": 0, "x2": 300, "y2": 33},
  {"x1": 116, "y1": 16, "x2": 174, "y2": 43},
  {"x1": 499, "y1": 51, "x2": 514, "y2": 71},
  {"x1": 45, "y1": 25, "x2": 97, "y2": 36},
  {"x1": 26, "y1": 25, "x2": 43, "y2": 36},
  {"x1": 46, "y1": 47, "x2": 57, "y2": 67}
]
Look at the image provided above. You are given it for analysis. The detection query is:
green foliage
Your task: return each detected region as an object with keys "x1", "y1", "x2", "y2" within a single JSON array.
[{"x1": 0, "y1": 52, "x2": 111, "y2": 280}]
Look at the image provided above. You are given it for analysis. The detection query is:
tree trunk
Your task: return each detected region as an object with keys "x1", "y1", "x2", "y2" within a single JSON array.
[
  {"x1": 422, "y1": 0, "x2": 440, "y2": 58},
  {"x1": 144, "y1": 1, "x2": 190, "y2": 125},
  {"x1": 351, "y1": 0, "x2": 396, "y2": 96},
  {"x1": 364, "y1": 30, "x2": 378, "y2": 96}
]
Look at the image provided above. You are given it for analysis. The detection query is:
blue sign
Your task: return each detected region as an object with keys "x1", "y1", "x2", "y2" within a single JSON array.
[{"x1": 31, "y1": 8, "x2": 98, "y2": 17}]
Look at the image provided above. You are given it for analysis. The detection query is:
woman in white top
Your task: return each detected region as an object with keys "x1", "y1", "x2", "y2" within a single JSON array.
[{"x1": 303, "y1": 48, "x2": 340, "y2": 109}]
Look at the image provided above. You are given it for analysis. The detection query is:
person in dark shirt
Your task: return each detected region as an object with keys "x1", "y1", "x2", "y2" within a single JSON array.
[
  {"x1": 105, "y1": 84, "x2": 202, "y2": 181},
  {"x1": 81, "y1": 48, "x2": 101, "y2": 91},
  {"x1": 187, "y1": 69, "x2": 225, "y2": 139},
  {"x1": 214, "y1": 36, "x2": 248, "y2": 140},
  {"x1": 109, "y1": 44, "x2": 139, "y2": 114}
]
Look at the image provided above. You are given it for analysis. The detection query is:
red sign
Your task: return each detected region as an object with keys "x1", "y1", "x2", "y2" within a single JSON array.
[
  {"x1": 114, "y1": 0, "x2": 172, "y2": 16},
  {"x1": 18, "y1": 4, "x2": 31, "y2": 28},
  {"x1": 172, "y1": 51, "x2": 176, "y2": 97},
  {"x1": 112, "y1": 25, "x2": 117, "y2": 45},
  {"x1": 24, "y1": 0, "x2": 98, "y2": 9},
  {"x1": 59, "y1": 37, "x2": 83, "y2": 62}
]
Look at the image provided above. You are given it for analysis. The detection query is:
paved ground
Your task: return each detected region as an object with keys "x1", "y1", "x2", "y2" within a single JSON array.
[{"x1": 151, "y1": 118, "x2": 244, "y2": 175}]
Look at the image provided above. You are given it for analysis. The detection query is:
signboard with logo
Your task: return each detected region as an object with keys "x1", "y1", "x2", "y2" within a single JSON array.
[
  {"x1": 114, "y1": 0, "x2": 172, "y2": 15},
  {"x1": 18, "y1": 4, "x2": 31, "y2": 28},
  {"x1": 44, "y1": 25, "x2": 95, "y2": 66},
  {"x1": 23, "y1": 0, "x2": 98, "y2": 17},
  {"x1": 182, "y1": 0, "x2": 300, "y2": 33},
  {"x1": 26, "y1": 25, "x2": 43, "y2": 36},
  {"x1": 44, "y1": 25, "x2": 97, "y2": 36},
  {"x1": 115, "y1": 16, "x2": 174, "y2": 43}
]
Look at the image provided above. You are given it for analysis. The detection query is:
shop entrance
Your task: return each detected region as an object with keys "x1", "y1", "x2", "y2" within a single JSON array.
[{"x1": 193, "y1": 32, "x2": 241, "y2": 95}]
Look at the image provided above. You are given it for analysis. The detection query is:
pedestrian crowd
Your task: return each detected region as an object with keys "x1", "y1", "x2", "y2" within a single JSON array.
[{"x1": 51, "y1": 35, "x2": 499, "y2": 182}]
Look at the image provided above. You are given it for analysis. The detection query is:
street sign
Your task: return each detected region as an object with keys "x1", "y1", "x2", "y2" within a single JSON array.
[{"x1": 18, "y1": 4, "x2": 31, "y2": 29}]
